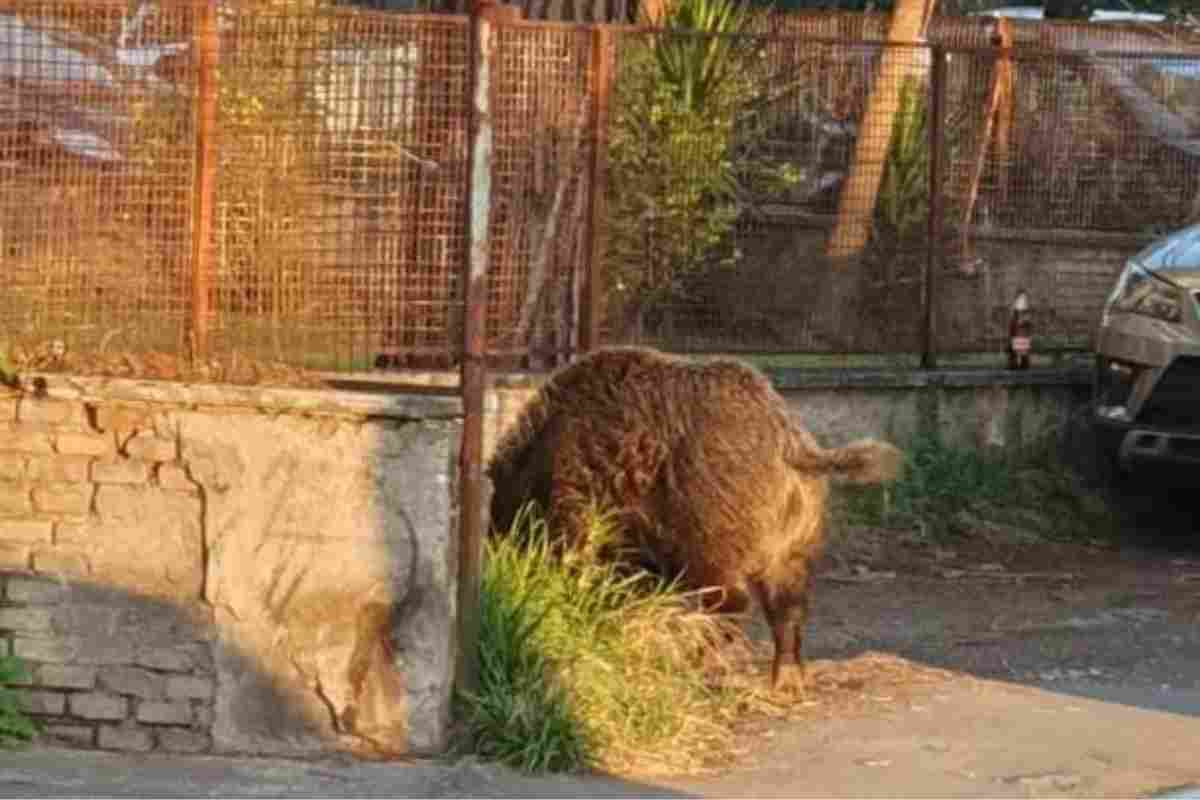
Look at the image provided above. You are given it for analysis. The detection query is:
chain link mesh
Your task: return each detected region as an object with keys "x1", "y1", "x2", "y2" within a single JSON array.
[{"x1": 3, "y1": 3, "x2": 1198, "y2": 374}]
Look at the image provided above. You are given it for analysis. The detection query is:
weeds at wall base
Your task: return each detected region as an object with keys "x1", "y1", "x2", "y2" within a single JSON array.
[
  {"x1": 455, "y1": 504, "x2": 763, "y2": 777},
  {"x1": 0, "y1": 656, "x2": 39, "y2": 748},
  {"x1": 833, "y1": 431, "x2": 1119, "y2": 545}
]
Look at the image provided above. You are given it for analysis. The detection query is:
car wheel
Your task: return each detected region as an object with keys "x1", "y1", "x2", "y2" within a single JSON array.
[{"x1": 1065, "y1": 403, "x2": 1123, "y2": 489}]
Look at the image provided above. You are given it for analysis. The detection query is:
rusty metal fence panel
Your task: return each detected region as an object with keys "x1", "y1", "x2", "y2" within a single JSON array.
[
  {"x1": 953, "y1": 51, "x2": 1196, "y2": 234},
  {"x1": 5, "y1": 2, "x2": 1200, "y2": 376},
  {"x1": 486, "y1": 21, "x2": 593, "y2": 367},
  {"x1": 0, "y1": 0, "x2": 196, "y2": 366},
  {"x1": 597, "y1": 23, "x2": 1200, "y2": 360},
  {"x1": 934, "y1": 45, "x2": 1200, "y2": 354},
  {"x1": 0, "y1": 0, "x2": 473, "y2": 375},
  {"x1": 210, "y1": 5, "x2": 470, "y2": 371}
]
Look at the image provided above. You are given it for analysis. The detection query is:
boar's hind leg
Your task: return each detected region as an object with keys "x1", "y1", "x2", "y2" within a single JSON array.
[
  {"x1": 752, "y1": 571, "x2": 813, "y2": 693},
  {"x1": 705, "y1": 584, "x2": 751, "y2": 615}
]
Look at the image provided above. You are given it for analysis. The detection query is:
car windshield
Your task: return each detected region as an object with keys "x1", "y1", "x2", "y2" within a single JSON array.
[{"x1": 1134, "y1": 226, "x2": 1200, "y2": 281}]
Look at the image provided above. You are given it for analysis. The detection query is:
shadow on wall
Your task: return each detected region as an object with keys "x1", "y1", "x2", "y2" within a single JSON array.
[
  {"x1": 0, "y1": 382, "x2": 463, "y2": 759},
  {"x1": 0, "y1": 572, "x2": 269, "y2": 754},
  {"x1": 177, "y1": 407, "x2": 458, "y2": 757},
  {"x1": 0, "y1": 566, "x2": 450, "y2": 756},
  {"x1": 0, "y1": 571, "x2": 704, "y2": 798}
]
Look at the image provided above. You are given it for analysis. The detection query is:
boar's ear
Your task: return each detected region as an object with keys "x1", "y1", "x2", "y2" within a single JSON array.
[{"x1": 825, "y1": 439, "x2": 904, "y2": 485}]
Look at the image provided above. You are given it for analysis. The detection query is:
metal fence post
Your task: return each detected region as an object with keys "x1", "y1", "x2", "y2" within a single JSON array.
[
  {"x1": 580, "y1": 25, "x2": 614, "y2": 355},
  {"x1": 921, "y1": 44, "x2": 946, "y2": 370},
  {"x1": 457, "y1": 0, "x2": 511, "y2": 696},
  {"x1": 190, "y1": 0, "x2": 219, "y2": 364}
]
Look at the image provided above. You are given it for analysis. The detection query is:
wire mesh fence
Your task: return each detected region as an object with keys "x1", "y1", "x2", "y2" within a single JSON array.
[
  {"x1": 0, "y1": 0, "x2": 195, "y2": 363},
  {"x1": 486, "y1": 21, "x2": 594, "y2": 366},
  {"x1": 596, "y1": 22, "x2": 1200, "y2": 360},
  {"x1": 207, "y1": 4, "x2": 471, "y2": 370},
  {"x1": 0, "y1": 0, "x2": 476, "y2": 375},
  {"x1": 3, "y1": 2, "x2": 1200, "y2": 378}
]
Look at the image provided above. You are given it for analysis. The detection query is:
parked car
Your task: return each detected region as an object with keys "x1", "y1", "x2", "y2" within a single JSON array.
[
  {"x1": 1091, "y1": 224, "x2": 1200, "y2": 473},
  {"x1": 972, "y1": 5, "x2": 1165, "y2": 23}
]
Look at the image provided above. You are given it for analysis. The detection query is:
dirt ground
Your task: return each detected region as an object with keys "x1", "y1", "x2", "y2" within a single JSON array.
[
  {"x1": 708, "y1": 523, "x2": 1200, "y2": 729},
  {"x1": 810, "y1": 474, "x2": 1200, "y2": 696},
  {"x1": 809, "y1": 526, "x2": 1200, "y2": 699},
  {"x1": 653, "y1": 472, "x2": 1200, "y2": 796}
]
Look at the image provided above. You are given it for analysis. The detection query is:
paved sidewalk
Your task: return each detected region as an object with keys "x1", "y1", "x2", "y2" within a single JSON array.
[
  {"x1": 0, "y1": 748, "x2": 680, "y2": 799},
  {"x1": 2, "y1": 680, "x2": 1200, "y2": 798}
]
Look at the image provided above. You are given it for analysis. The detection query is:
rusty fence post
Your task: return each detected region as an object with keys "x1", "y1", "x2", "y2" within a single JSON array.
[
  {"x1": 580, "y1": 25, "x2": 614, "y2": 355},
  {"x1": 457, "y1": 0, "x2": 510, "y2": 697},
  {"x1": 190, "y1": 0, "x2": 219, "y2": 364},
  {"x1": 921, "y1": 44, "x2": 946, "y2": 370}
]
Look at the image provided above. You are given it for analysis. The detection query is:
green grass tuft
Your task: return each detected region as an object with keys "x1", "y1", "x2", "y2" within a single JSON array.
[
  {"x1": 840, "y1": 433, "x2": 1012, "y2": 533},
  {"x1": 838, "y1": 431, "x2": 1117, "y2": 543},
  {"x1": 0, "y1": 656, "x2": 39, "y2": 748},
  {"x1": 456, "y1": 504, "x2": 757, "y2": 777},
  {"x1": 455, "y1": 507, "x2": 591, "y2": 773}
]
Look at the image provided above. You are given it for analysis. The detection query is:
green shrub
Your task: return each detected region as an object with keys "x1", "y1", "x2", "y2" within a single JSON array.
[
  {"x1": 605, "y1": 0, "x2": 801, "y2": 337},
  {"x1": 456, "y1": 504, "x2": 755, "y2": 776},
  {"x1": 0, "y1": 656, "x2": 39, "y2": 748},
  {"x1": 877, "y1": 76, "x2": 931, "y2": 248},
  {"x1": 839, "y1": 431, "x2": 1117, "y2": 543}
]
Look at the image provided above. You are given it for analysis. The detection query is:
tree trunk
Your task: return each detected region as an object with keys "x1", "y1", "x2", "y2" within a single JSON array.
[
  {"x1": 821, "y1": 0, "x2": 936, "y2": 349},
  {"x1": 638, "y1": 0, "x2": 666, "y2": 24},
  {"x1": 826, "y1": 0, "x2": 936, "y2": 264}
]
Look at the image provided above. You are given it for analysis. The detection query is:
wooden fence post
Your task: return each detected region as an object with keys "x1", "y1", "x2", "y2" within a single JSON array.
[
  {"x1": 580, "y1": 25, "x2": 614, "y2": 355},
  {"x1": 190, "y1": 0, "x2": 219, "y2": 364}
]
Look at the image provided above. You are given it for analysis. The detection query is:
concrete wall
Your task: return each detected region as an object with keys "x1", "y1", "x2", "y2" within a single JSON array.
[
  {"x1": 766, "y1": 367, "x2": 1093, "y2": 455},
  {"x1": 722, "y1": 221, "x2": 1141, "y2": 352},
  {"x1": 483, "y1": 365, "x2": 1094, "y2": 465},
  {"x1": 0, "y1": 379, "x2": 461, "y2": 758}
]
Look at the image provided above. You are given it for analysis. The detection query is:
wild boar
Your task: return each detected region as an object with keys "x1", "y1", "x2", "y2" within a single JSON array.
[{"x1": 487, "y1": 347, "x2": 901, "y2": 691}]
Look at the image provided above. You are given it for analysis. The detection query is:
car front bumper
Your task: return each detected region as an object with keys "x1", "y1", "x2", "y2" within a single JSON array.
[{"x1": 1093, "y1": 415, "x2": 1200, "y2": 468}]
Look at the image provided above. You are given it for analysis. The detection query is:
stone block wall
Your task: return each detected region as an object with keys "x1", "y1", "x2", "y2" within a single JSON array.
[
  {"x1": 0, "y1": 573, "x2": 216, "y2": 753},
  {"x1": 0, "y1": 379, "x2": 462, "y2": 758},
  {"x1": 716, "y1": 220, "x2": 1140, "y2": 353}
]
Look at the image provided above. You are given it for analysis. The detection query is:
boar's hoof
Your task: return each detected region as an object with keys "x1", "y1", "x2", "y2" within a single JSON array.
[{"x1": 770, "y1": 661, "x2": 807, "y2": 696}]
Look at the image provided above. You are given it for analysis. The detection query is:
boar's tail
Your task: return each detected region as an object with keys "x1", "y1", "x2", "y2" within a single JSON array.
[{"x1": 787, "y1": 435, "x2": 903, "y2": 485}]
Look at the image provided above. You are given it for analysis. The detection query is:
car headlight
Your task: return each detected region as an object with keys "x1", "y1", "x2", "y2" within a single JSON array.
[
  {"x1": 1095, "y1": 358, "x2": 1139, "y2": 420},
  {"x1": 1104, "y1": 262, "x2": 1184, "y2": 325}
]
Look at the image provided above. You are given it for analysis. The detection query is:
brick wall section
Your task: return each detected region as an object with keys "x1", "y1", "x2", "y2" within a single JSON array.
[
  {"x1": 0, "y1": 379, "x2": 464, "y2": 759},
  {"x1": 0, "y1": 572, "x2": 216, "y2": 753},
  {"x1": 0, "y1": 393, "x2": 215, "y2": 754},
  {"x1": 0, "y1": 396, "x2": 181, "y2": 574}
]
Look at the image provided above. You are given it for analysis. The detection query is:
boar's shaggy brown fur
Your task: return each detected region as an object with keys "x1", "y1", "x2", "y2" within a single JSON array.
[{"x1": 487, "y1": 347, "x2": 902, "y2": 691}]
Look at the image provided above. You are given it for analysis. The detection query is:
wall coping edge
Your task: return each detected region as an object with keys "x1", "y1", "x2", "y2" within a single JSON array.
[{"x1": 15, "y1": 374, "x2": 465, "y2": 421}]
